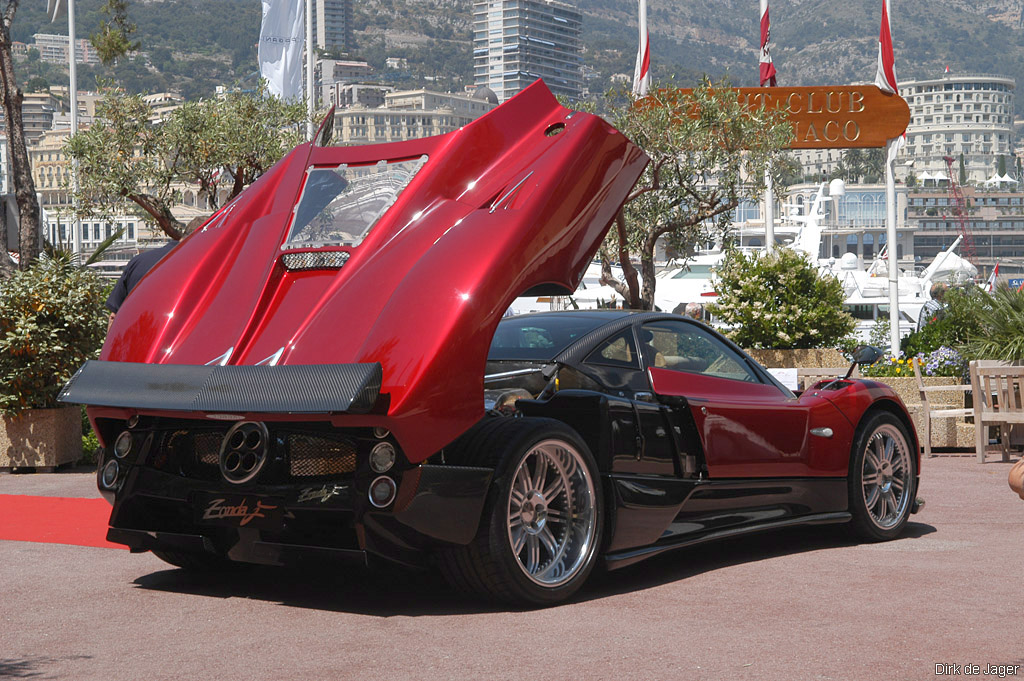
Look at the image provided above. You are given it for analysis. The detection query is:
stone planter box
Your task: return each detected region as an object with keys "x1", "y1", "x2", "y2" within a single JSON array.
[
  {"x1": 0, "y1": 405, "x2": 82, "y2": 472},
  {"x1": 862, "y1": 376, "x2": 967, "y2": 449},
  {"x1": 745, "y1": 348, "x2": 847, "y2": 369}
]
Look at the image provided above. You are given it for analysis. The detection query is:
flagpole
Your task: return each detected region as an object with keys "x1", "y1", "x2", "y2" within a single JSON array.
[
  {"x1": 68, "y1": 0, "x2": 80, "y2": 255},
  {"x1": 305, "y1": 0, "x2": 314, "y2": 140},
  {"x1": 876, "y1": 0, "x2": 901, "y2": 356},
  {"x1": 759, "y1": 0, "x2": 775, "y2": 253},
  {"x1": 886, "y1": 139, "x2": 899, "y2": 355}
]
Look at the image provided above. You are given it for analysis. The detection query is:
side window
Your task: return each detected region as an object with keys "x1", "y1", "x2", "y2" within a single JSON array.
[
  {"x1": 641, "y1": 321, "x2": 758, "y2": 383},
  {"x1": 584, "y1": 328, "x2": 640, "y2": 370}
]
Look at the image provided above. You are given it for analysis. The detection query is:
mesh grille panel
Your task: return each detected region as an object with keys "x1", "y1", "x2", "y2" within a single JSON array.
[
  {"x1": 194, "y1": 432, "x2": 223, "y2": 466},
  {"x1": 282, "y1": 251, "x2": 350, "y2": 271},
  {"x1": 152, "y1": 427, "x2": 226, "y2": 479},
  {"x1": 288, "y1": 433, "x2": 357, "y2": 477}
]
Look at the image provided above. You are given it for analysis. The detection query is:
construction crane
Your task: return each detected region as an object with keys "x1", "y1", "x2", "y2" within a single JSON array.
[{"x1": 942, "y1": 155, "x2": 977, "y2": 264}]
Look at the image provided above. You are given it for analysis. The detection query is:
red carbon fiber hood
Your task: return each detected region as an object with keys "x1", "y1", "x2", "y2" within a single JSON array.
[{"x1": 101, "y1": 81, "x2": 649, "y2": 461}]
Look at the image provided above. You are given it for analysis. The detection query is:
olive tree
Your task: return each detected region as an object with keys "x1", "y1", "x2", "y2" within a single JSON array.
[
  {"x1": 597, "y1": 79, "x2": 794, "y2": 310},
  {"x1": 65, "y1": 84, "x2": 306, "y2": 240}
]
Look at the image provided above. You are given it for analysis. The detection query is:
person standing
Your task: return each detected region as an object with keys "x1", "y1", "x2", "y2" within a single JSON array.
[{"x1": 105, "y1": 241, "x2": 178, "y2": 323}]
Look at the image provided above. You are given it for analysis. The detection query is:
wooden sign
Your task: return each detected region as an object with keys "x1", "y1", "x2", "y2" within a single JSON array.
[{"x1": 649, "y1": 85, "x2": 911, "y2": 150}]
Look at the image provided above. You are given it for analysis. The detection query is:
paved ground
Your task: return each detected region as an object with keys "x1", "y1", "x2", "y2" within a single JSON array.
[{"x1": 2, "y1": 455, "x2": 1023, "y2": 681}]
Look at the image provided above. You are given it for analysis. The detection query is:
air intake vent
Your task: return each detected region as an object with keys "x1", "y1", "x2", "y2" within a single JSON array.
[
  {"x1": 287, "y1": 433, "x2": 357, "y2": 478},
  {"x1": 282, "y1": 251, "x2": 350, "y2": 271}
]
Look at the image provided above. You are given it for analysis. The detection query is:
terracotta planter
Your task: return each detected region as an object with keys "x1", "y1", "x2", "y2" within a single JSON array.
[{"x1": 0, "y1": 406, "x2": 82, "y2": 472}]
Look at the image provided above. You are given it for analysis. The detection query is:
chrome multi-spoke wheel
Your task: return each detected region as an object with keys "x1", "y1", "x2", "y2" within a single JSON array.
[
  {"x1": 861, "y1": 423, "x2": 912, "y2": 529},
  {"x1": 439, "y1": 417, "x2": 603, "y2": 605},
  {"x1": 506, "y1": 439, "x2": 597, "y2": 587},
  {"x1": 848, "y1": 412, "x2": 917, "y2": 541}
]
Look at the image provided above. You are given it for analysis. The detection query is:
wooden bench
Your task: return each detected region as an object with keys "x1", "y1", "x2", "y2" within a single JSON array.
[
  {"x1": 797, "y1": 366, "x2": 856, "y2": 390},
  {"x1": 913, "y1": 359, "x2": 972, "y2": 458},
  {"x1": 969, "y1": 360, "x2": 1024, "y2": 463}
]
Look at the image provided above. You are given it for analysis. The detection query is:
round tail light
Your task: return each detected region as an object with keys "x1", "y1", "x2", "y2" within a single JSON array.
[
  {"x1": 101, "y1": 459, "x2": 119, "y2": 488},
  {"x1": 368, "y1": 476, "x2": 397, "y2": 508}
]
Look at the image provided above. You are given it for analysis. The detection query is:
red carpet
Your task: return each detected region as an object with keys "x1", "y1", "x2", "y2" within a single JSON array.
[{"x1": 0, "y1": 495, "x2": 126, "y2": 549}]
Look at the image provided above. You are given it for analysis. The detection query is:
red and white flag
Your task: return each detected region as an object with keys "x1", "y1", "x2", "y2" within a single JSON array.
[
  {"x1": 759, "y1": 0, "x2": 777, "y2": 87},
  {"x1": 875, "y1": 0, "x2": 904, "y2": 163},
  {"x1": 875, "y1": 0, "x2": 898, "y2": 95},
  {"x1": 632, "y1": 0, "x2": 650, "y2": 97},
  {"x1": 985, "y1": 263, "x2": 1000, "y2": 293}
]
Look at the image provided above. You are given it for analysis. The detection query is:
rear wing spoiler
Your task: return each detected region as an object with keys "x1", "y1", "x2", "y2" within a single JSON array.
[{"x1": 58, "y1": 361, "x2": 382, "y2": 414}]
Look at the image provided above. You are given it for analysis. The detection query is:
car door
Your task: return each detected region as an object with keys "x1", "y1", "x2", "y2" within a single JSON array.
[{"x1": 642, "y1": 320, "x2": 815, "y2": 478}]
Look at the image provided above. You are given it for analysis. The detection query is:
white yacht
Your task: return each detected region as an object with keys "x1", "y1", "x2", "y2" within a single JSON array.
[
  {"x1": 829, "y1": 236, "x2": 977, "y2": 340},
  {"x1": 508, "y1": 181, "x2": 977, "y2": 340},
  {"x1": 653, "y1": 183, "x2": 831, "y2": 316}
]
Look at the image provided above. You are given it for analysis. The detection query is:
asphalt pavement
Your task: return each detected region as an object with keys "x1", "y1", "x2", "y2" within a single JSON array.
[{"x1": 1, "y1": 454, "x2": 1022, "y2": 681}]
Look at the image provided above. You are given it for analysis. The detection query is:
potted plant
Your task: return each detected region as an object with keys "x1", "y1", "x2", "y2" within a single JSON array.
[{"x1": 0, "y1": 252, "x2": 108, "y2": 470}]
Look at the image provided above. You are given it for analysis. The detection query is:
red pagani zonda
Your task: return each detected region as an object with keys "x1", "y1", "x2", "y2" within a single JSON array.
[{"x1": 61, "y1": 81, "x2": 921, "y2": 605}]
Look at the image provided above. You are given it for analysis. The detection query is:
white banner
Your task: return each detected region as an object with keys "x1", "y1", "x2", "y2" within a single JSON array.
[
  {"x1": 259, "y1": 0, "x2": 305, "y2": 100},
  {"x1": 46, "y1": 0, "x2": 66, "y2": 22}
]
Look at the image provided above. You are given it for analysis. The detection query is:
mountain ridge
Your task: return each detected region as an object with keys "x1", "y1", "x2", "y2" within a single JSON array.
[{"x1": 9, "y1": 0, "x2": 1024, "y2": 103}]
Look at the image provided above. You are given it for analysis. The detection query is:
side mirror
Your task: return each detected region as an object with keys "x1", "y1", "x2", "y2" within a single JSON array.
[{"x1": 851, "y1": 345, "x2": 884, "y2": 366}]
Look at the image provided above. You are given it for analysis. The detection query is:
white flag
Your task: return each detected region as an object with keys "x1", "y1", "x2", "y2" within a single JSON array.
[
  {"x1": 259, "y1": 0, "x2": 305, "y2": 100},
  {"x1": 46, "y1": 0, "x2": 66, "y2": 22}
]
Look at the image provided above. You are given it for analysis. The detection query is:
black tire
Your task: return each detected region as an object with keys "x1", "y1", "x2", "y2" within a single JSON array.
[
  {"x1": 152, "y1": 549, "x2": 241, "y2": 572},
  {"x1": 847, "y1": 411, "x2": 917, "y2": 542},
  {"x1": 439, "y1": 417, "x2": 604, "y2": 606}
]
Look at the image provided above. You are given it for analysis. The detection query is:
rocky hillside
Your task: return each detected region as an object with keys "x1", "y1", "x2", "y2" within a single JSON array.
[{"x1": 9, "y1": 0, "x2": 1024, "y2": 101}]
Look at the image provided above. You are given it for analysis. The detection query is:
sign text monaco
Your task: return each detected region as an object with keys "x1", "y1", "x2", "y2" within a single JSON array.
[{"x1": 649, "y1": 85, "x2": 911, "y2": 150}]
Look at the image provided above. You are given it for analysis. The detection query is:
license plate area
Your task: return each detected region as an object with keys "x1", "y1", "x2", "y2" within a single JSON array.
[{"x1": 195, "y1": 492, "x2": 285, "y2": 530}]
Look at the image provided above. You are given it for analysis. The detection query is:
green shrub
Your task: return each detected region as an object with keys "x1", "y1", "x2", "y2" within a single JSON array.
[
  {"x1": 710, "y1": 247, "x2": 855, "y2": 349},
  {"x1": 81, "y1": 405, "x2": 101, "y2": 465},
  {"x1": 965, "y1": 284, "x2": 1024, "y2": 362},
  {"x1": 900, "y1": 286, "x2": 988, "y2": 357},
  {"x1": 0, "y1": 253, "x2": 109, "y2": 414},
  {"x1": 868, "y1": 318, "x2": 890, "y2": 349}
]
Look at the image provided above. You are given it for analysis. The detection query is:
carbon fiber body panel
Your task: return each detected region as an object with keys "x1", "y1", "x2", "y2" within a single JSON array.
[{"x1": 60, "y1": 360, "x2": 382, "y2": 414}]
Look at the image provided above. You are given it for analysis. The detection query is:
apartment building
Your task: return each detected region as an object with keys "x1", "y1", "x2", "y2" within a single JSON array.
[{"x1": 898, "y1": 72, "x2": 1015, "y2": 184}]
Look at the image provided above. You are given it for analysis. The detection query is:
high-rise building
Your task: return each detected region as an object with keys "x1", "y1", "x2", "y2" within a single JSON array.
[
  {"x1": 473, "y1": 0, "x2": 582, "y2": 103},
  {"x1": 32, "y1": 33, "x2": 101, "y2": 65},
  {"x1": 898, "y1": 72, "x2": 1015, "y2": 184},
  {"x1": 311, "y1": 0, "x2": 353, "y2": 54}
]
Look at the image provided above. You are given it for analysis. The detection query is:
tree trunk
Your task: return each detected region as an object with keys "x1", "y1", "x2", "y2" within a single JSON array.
[
  {"x1": 129, "y1": 193, "x2": 185, "y2": 240},
  {"x1": 0, "y1": 246, "x2": 14, "y2": 279},
  {"x1": 0, "y1": 9, "x2": 42, "y2": 270},
  {"x1": 614, "y1": 211, "x2": 643, "y2": 309},
  {"x1": 639, "y1": 227, "x2": 667, "y2": 311}
]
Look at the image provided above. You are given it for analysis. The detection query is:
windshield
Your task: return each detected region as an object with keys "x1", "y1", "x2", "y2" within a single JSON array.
[
  {"x1": 284, "y1": 156, "x2": 428, "y2": 249},
  {"x1": 489, "y1": 314, "x2": 614, "y2": 361},
  {"x1": 670, "y1": 265, "x2": 712, "y2": 279}
]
